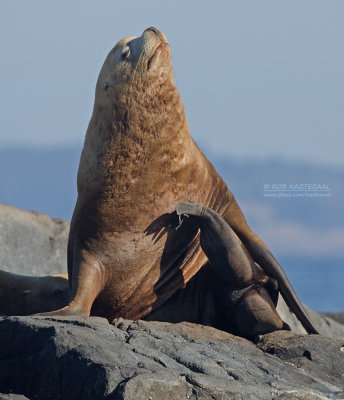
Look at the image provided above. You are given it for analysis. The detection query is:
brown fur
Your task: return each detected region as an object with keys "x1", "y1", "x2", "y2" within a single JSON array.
[
  {"x1": 0, "y1": 270, "x2": 70, "y2": 315},
  {"x1": 61, "y1": 28, "x2": 230, "y2": 321},
  {"x1": 38, "y1": 28, "x2": 317, "y2": 335}
]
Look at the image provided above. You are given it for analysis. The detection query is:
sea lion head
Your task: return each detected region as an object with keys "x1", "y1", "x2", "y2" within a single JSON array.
[
  {"x1": 18, "y1": 276, "x2": 71, "y2": 315},
  {"x1": 0, "y1": 272, "x2": 71, "y2": 316},
  {"x1": 98, "y1": 27, "x2": 173, "y2": 103}
]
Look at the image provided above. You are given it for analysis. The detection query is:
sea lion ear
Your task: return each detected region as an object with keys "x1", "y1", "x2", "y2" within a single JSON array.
[{"x1": 103, "y1": 82, "x2": 109, "y2": 91}]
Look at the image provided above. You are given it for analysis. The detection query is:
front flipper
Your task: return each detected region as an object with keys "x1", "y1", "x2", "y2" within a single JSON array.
[
  {"x1": 34, "y1": 248, "x2": 105, "y2": 319},
  {"x1": 176, "y1": 202, "x2": 284, "y2": 336}
]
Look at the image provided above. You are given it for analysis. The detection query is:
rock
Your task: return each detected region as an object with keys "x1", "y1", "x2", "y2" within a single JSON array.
[
  {"x1": 321, "y1": 313, "x2": 344, "y2": 325},
  {"x1": 0, "y1": 316, "x2": 343, "y2": 400},
  {"x1": 0, "y1": 204, "x2": 69, "y2": 276},
  {"x1": 256, "y1": 330, "x2": 344, "y2": 391},
  {"x1": 277, "y1": 296, "x2": 307, "y2": 335},
  {"x1": 305, "y1": 305, "x2": 344, "y2": 340},
  {"x1": 277, "y1": 296, "x2": 344, "y2": 340},
  {"x1": 1, "y1": 203, "x2": 343, "y2": 398},
  {"x1": 1, "y1": 202, "x2": 343, "y2": 338}
]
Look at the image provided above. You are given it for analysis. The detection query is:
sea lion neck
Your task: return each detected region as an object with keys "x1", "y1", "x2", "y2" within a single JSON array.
[
  {"x1": 78, "y1": 75, "x2": 193, "y2": 197},
  {"x1": 92, "y1": 73, "x2": 190, "y2": 147},
  {"x1": 78, "y1": 28, "x2": 194, "y2": 199},
  {"x1": 89, "y1": 27, "x2": 179, "y2": 147}
]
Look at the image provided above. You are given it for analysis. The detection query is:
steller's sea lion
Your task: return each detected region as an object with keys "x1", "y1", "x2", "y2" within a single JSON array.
[
  {"x1": 0, "y1": 270, "x2": 70, "y2": 316},
  {"x1": 39, "y1": 27, "x2": 317, "y2": 335}
]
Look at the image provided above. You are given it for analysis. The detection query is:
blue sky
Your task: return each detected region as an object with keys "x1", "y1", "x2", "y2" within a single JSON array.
[
  {"x1": 0, "y1": 1, "x2": 343, "y2": 311},
  {"x1": 1, "y1": 0, "x2": 343, "y2": 166}
]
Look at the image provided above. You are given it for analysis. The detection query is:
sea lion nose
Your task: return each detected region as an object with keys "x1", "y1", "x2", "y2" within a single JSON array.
[
  {"x1": 145, "y1": 27, "x2": 159, "y2": 35},
  {"x1": 144, "y1": 27, "x2": 168, "y2": 43}
]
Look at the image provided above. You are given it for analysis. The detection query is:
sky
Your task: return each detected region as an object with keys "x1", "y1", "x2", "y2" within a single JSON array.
[
  {"x1": 0, "y1": 1, "x2": 343, "y2": 311},
  {"x1": 0, "y1": 0, "x2": 343, "y2": 167}
]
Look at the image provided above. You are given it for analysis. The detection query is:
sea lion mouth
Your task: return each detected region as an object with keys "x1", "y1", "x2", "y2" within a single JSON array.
[{"x1": 147, "y1": 42, "x2": 169, "y2": 70}]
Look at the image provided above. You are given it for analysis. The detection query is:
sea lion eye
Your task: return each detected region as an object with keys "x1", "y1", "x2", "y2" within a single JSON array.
[
  {"x1": 121, "y1": 46, "x2": 130, "y2": 60},
  {"x1": 103, "y1": 82, "x2": 109, "y2": 91}
]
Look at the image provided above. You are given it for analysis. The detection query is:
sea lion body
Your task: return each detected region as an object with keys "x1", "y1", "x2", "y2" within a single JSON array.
[
  {"x1": 44, "y1": 27, "x2": 317, "y2": 335},
  {"x1": 0, "y1": 270, "x2": 70, "y2": 315},
  {"x1": 72, "y1": 109, "x2": 229, "y2": 320},
  {"x1": 66, "y1": 27, "x2": 229, "y2": 321}
]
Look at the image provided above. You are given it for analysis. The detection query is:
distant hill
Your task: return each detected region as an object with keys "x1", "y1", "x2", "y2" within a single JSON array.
[
  {"x1": 0, "y1": 146, "x2": 343, "y2": 311},
  {"x1": 209, "y1": 155, "x2": 344, "y2": 258},
  {"x1": 213, "y1": 156, "x2": 343, "y2": 229},
  {"x1": 0, "y1": 146, "x2": 343, "y2": 257},
  {"x1": 0, "y1": 146, "x2": 81, "y2": 220}
]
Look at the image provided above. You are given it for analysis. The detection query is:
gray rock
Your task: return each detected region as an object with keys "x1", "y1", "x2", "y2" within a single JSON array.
[
  {"x1": 0, "y1": 204, "x2": 69, "y2": 275},
  {"x1": 256, "y1": 330, "x2": 344, "y2": 391},
  {"x1": 305, "y1": 306, "x2": 344, "y2": 340},
  {"x1": 1, "y1": 202, "x2": 343, "y2": 339},
  {"x1": 0, "y1": 316, "x2": 343, "y2": 400},
  {"x1": 321, "y1": 313, "x2": 344, "y2": 326},
  {"x1": 277, "y1": 296, "x2": 344, "y2": 340},
  {"x1": 1, "y1": 203, "x2": 343, "y2": 399},
  {"x1": 277, "y1": 296, "x2": 308, "y2": 335}
]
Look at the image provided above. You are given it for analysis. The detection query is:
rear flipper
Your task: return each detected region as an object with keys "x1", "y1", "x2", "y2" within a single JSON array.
[
  {"x1": 176, "y1": 202, "x2": 266, "y2": 287},
  {"x1": 219, "y1": 195, "x2": 318, "y2": 334},
  {"x1": 231, "y1": 285, "x2": 285, "y2": 338},
  {"x1": 176, "y1": 202, "x2": 287, "y2": 336}
]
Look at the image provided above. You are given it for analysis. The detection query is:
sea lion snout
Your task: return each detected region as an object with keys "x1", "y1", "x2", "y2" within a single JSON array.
[
  {"x1": 141, "y1": 27, "x2": 169, "y2": 60},
  {"x1": 145, "y1": 27, "x2": 159, "y2": 35},
  {"x1": 144, "y1": 27, "x2": 168, "y2": 42},
  {"x1": 140, "y1": 29, "x2": 170, "y2": 73},
  {"x1": 119, "y1": 28, "x2": 168, "y2": 72}
]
